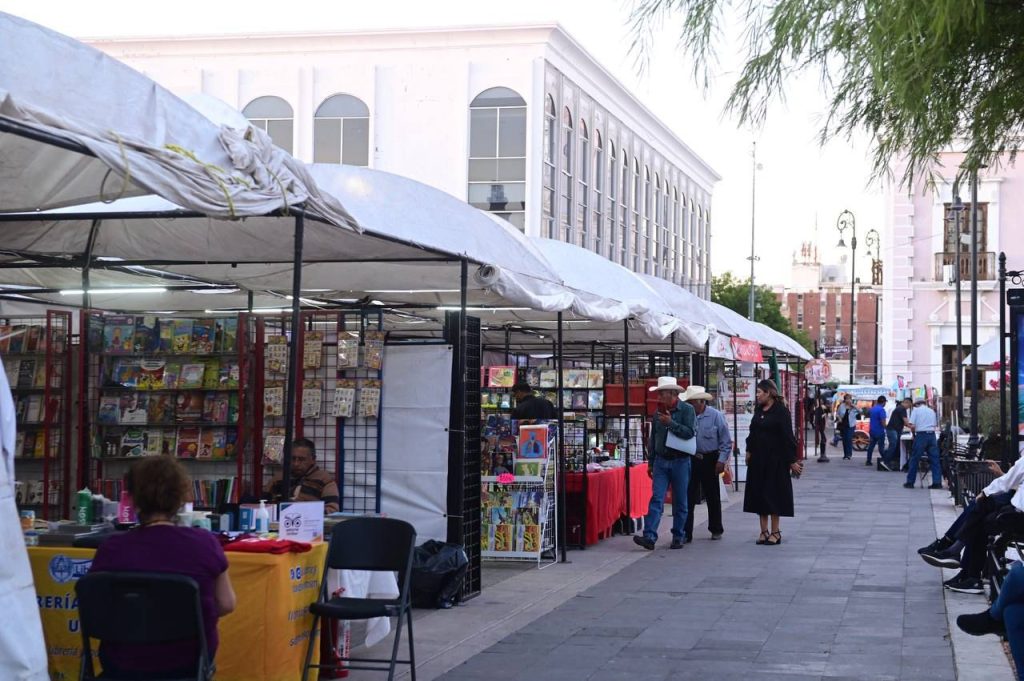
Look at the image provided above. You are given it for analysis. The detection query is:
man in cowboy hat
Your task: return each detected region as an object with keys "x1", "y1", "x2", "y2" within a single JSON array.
[
  {"x1": 634, "y1": 377, "x2": 696, "y2": 550},
  {"x1": 682, "y1": 386, "x2": 732, "y2": 542}
]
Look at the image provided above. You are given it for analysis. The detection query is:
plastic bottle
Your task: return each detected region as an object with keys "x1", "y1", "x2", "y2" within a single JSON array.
[
  {"x1": 255, "y1": 500, "x2": 270, "y2": 534},
  {"x1": 76, "y1": 488, "x2": 93, "y2": 525}
]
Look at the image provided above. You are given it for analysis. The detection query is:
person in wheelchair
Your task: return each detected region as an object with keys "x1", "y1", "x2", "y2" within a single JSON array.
[{"x1": 918, "y1": 458, "x2": 1022, "y2": 594}]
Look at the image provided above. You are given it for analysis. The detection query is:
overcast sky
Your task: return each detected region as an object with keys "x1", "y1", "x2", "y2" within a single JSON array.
[{"x1": 1, "y1": 0, "x2": 886, "y2": 287}]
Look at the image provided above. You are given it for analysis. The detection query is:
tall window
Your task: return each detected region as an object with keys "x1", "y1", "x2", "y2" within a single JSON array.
[
  {"x1": 642, "y1": 166, "x2": 652, "y2": 274},
  {"x1": 620, "y1": 152, "x2": 629, "y2": 266},
  {"x1": 631, "y1": 158, "x2": 641, "y2": 271},
  {"x1": 577, "y1": 120, "x2": 590, "y2": 248},
  {"x1": 690, "y1": 199, "x2": 697, "y2": 284},
  {"x1": 593, "y1": 131, "x2": 604, "y2": 256},
  {"x1": 560, "y1": 107, "x2": 574, "y2": 242},
  {"x1": 664, "y1": 184, "x2": 674, "y2": 280},
  {"x1": 607, "y1": 142, "x2": 617, "y2": 261},
  {"x1": 672, "y1": 188, "x2": 681, "y2": 284},
  {"x1": 680, "y1": 194, "x2": 689, "y2": 286},
  {"x1": 313, "y1": 94, "x2": 370, "y2": 166},
  {"x1": 941, "y1": 202, "x2": 990, "y2": 280},
  {"x1": 468, "y1": 87, "x2": 526, "y2": 230},
  {"x1": 652, "y1": 174, "x2": 662, "y2": 276},
  {"x1": 542, "y1": 95, "x2": 557, "y2": 238},
  {"x1": 243, "y1": 96, "x2": 293, "y2": 154}
]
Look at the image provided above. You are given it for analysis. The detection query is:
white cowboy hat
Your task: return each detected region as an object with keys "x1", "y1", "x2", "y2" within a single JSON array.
[
  {"x1": 649, "y1": 376, "x2": 686, "y2": 393},
  {"x1": 681, "y1": 385, "x2": 714, "y2": 402}
]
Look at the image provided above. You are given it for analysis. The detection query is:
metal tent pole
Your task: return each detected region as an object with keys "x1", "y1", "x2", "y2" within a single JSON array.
[
  {"x1": 623, "y1": 320, "x2": 632, "y2": 526},
  {"x1": 557, "y1": 312, "x2": 567, "y2": 563},
  {"x1": 969, "y1": 171, "x2": 981, "y2": 456},
  {"x1": 281, "y1": 213, "x2": 305, "y2": 499},
  {"x1": 999, "y1": 253, "x2": 1008, "y2": 468}
]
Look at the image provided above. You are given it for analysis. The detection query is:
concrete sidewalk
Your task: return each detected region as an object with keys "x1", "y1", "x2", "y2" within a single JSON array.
[{"x1": 351, "y1": 449, "x2": 1012, "y2": 681}]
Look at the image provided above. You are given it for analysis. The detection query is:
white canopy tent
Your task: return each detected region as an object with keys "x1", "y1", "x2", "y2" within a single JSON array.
[{"x1": 963, "y1": 335, "x2": 1008, "y2": 366}]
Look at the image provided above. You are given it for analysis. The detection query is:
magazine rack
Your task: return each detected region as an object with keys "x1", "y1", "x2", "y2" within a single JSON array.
[{"x1": 7, "y1": 311, "x2": 72, "y2": 520}]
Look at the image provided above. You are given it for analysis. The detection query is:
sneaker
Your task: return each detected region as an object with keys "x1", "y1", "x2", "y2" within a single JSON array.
[
  {"x1": 903, "y1": 482, "x2": 915, "y2": 489},
  {"x1": 946, "y1": 576, "x2": 985, "y2": 595},
  {"x1": 929, "y1": 483, "x2": 944, "y2": 490},
  {"x1": 710, "y1": 532, "x2": 723, "y2": 540},
  {"x1": 918, "y1": 536, "x2": 953, "y2": 555},
  {"x1": 865, "y1": 460, "x2": 873, "y2": 466},
  {"x1": 957, "y1": 611, "x2": 1005, "y2": 636},
  {"x1": 669, "y1": 539, "x2": 685, "y2": 550},
  {"x1": 921, "y1": 547, "x2": 962, "y2": 569},
  {"x1": 633, "y1": 535, "x2": 655, "y2": 551},
  {"x1": 943, "y1": 571, "x2": 966, "y2": 588},
  {"x1": 877, "y1": 460, "x2": 892, "y2": 472},
  {"x1": 817, "y1": 456, "x2": 830, "y2": 463}
]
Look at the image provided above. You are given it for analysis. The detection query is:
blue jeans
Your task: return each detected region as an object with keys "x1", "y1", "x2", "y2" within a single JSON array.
[
  {"x1": 884, "y1": 429, "x2": 901, "y2": 466},
  {"x1": 990, "y1": 562, "x2": 1024, "y2": 680},
  {"x1": 906, "y1": 432, "x2": 941, "y2": 486},
  {"x1": 866, "y1": 432, "x2": 886, "y2": 463},
  {"x1": 644, "y1": 456, "x2": 691, "y2": 543},
  {"x1": 841, "y1": 428, "x2": 853, "y2": 459}
]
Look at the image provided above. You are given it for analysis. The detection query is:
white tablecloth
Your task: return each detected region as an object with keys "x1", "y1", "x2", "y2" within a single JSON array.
[{"x1": 327, "y1": 569, "x2": 400, "y2": 647}]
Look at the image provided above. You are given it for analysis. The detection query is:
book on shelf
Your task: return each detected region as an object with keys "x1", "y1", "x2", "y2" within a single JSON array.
[
  {"x1": 264, "y1": 382, "x2": 284, "y2": 417},
  {"x1": 0, "y1": 325, "x2": 10, "y2": 354},
  {"x1": 201, "y1": 360, "x2": 221, "y2": 389},
  {"x1": 218, "y1": 317, "x2": 238, "y2": 353},
  {"x1": 133, "y1": 316, "x2": 159, "y2": 352},
  {"x1": 4, "y1": 359, "x2": 18, "y2": 386},
  {"x1": 137, "y1": 360, "x2": 166, "y2": 390},
  {"x1": 303, "y1": 331, "x2": 324, "y2": 369},
  {"x1": 203, "y1": 393, "x2": 230, "y2": 423},
  {"x1": 176, "y1": 427, "x2": 200, "y2": 458},
  {"x1": 174, "y1": 391, "x2": 204, "y2": 423},
  {"x1": 218, "y1": 361, "x2": 240, "y2": 389},
  {"x1": 160, "y1": 429, "x2": 177, "y2": 456},
  {"x1": 163, "y1": 361, "x2": 181, "y2": 390},
  {"x1": 587, "y1": 369, "x2": 604, "y2": 388},
  {"x1": 120, "y1": 394, "x2": 149, "y2": 425},
  {"x1": 112, "y1": 358, "x2": 141, "y2": 388},
  {"x1": 104, "y1": 315, "x2": 135, "y2": 354},
  {"x1": 146, "y1": 394, "x2": 176, "y2": 424},
  {"x1": 17, "y1": 359, "x2": 35, "y2": 388},
  {"x1": 158, "y1": 319, "x2": 175, "y2": 352},
  {"x1": 23, "y1": 325, "x2": 41, "y2": 354},
  {"x1": 97, "y1": 396, "x2": 120, "y2": 425},
  {"x1": 120, "y1": 428, "x2": 146, "y2": 457},
  {"x1": 143, "y1": 428, "x2": 163, "y2": 457},
  {"x1": 223, "y1": 429, "x2": 238, "y2": 458},
  {"x1": 539, "y1": 369, "x2": 557, "y2": 388},
  {"x1": 263, "y1": 427, "x2": 285, "y2": 464},
  {"x1": 487, "y1": 366, "x2": 516, "y2": 388},
  {"x1": 191, "y1": 318, "x2": 216, "y2": 354},
  {"x1": 172, "y1": 319, "x2": 194, "y2": 353},
  {"x1": 7, "y1": 325, "x2": 28, "y2": 354},
  {"x1": 524, "y1": 367, "x2": 541, "y2": 388},
  {"x1": 197, "y1": 429, "x2": 215, "y2": 458},
  {"x1": 227, "y1": 394, "x2": 239, "y2": 424},
  {"x1": 32, "y1": 360, "x2": 47, "y2": 389},
  {"x1": 178, "y1": 363, "x2": 205, "y2": 389},
  {"x1": 266, "y1": 335, "x2": 288, "y2": 373}
]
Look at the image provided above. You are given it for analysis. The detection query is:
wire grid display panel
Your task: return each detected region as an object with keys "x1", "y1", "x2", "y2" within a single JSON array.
[
  {"x1": 335, "y1": 309, "x2": 383, "y2": 513},
  {"x1": 258, "y1": 315, "x2": 293, "y2": 494},
  {"x1": 295, "y1": 311, "x2": 341, "y2": 494},
  {"x1": 462, "y1": 314, "x2": 482, "y2": 596}
]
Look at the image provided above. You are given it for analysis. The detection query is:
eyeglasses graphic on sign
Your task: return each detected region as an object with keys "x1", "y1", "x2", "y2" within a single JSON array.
[{"x1": 282, "y1": 513, "x2": 303, "y2": 535}]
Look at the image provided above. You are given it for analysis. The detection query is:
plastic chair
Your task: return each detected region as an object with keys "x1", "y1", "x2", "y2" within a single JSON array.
[
  {"x1": 302, "y1": 517, "x2": 417, "y2": 681},
  {"x1": 75, "y1": 571, "x2": 212, "y2": 681}
]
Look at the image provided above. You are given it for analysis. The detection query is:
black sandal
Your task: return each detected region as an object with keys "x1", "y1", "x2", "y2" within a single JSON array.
[
  {"x1": 756, "y1": 530, "x2": 769, "y2": 545},
  {"x1": 766, "y1": 531, "x2": 782, "y2": 546}
]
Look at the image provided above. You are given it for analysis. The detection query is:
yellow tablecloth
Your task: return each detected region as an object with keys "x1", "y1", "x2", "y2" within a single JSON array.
[{"x1": 28, "y1": 543, "x2": 327, "y2": 681}]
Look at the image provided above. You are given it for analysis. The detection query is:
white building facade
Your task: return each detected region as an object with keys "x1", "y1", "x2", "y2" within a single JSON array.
[{"x1": 89, "y1": 25, "x2": 720, "y2": 296}]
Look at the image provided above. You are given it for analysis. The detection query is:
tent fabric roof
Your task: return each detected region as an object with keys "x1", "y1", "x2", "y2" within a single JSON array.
[
  {"x1": 0, "y1": 12, "x2": 356, "y2": 231},
  {"x1": 963, "y1": 335, "x2": 1008, "y2": 366},
  {"x1": 636, "y1": 273, "x2": 711, "y2": 349}
]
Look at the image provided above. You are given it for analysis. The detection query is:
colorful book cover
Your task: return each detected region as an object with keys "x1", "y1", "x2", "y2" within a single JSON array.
[
  {"x1": 301, "y1": 379, "x2": 323, "y2": 419},
  {"x1": 266, "y1": 335, "x2": 288, "y2": 373},
  {"x1": 174, "y1": 391, "x2": 204, "y2": 423},
  {"x1": 160, "y1": 429, "x2": 177, "y2": 457},
  {"x1": 21, "y1": 433, "x2": 36, "y2": 458},
  {"x1": 588, "y1": 390, "x2": 605, "y2": 410},
  {"x1": 565, "y1": 369, "x2": 588, "y2": 389},
  {"x1": 587, "y1": 369, "x2": 604, "y2": 388},
  {"x1": 363, "y1": 330, "x2": 386, "y2": 370},
  {"x1": 172, "y1": 319, "x2": 194, "y2": 354},
  {"x1": 120, "y1": 394, "x2": 149, "y2": 424},
  {"x1": 32, "y1": 360, "x2": 47, "y2": 389},
  {"x1": 133, "y1": 316, "x2": 159, "y2": 352},
  {"x1": 218, "y1": 317, "x2": 238, "y2": 353},
  {"x1": 7, "y1": 325, "x2": 26, "y2": 354},
  {"x1": 143, "y1": 429, "x2": 163, "y2": 457},
  {"x1": 332, "y1": 380, "x2": 356, "y2": 418},
  {"x1": 513, "y1": 460, "x2": 543, "y2": 478},
  {"x1": 103, "y1": 316, "x2": 135, "y2": 354},
  {"x1": 358, "y1": 379, "x2": 382, "y2": 418},
  {"x1": 178, "y1": 363, "x2": 205, "y2": 389},
  {"x1": 158, "y1": 320, "x2": 175, "y2": 352},
  {"x1": 487, "y1": 366, "x2": 516, "y2": 388},
  {"x1": 137, "y1": 360, "x2": 166, "y2": 390},
  {"x1": 16, "y1": 359, "x2": 35, "y2": 388},
  {"x1": 493, "y1": 523, "x2": 513, "y2": 552},
  {"x1": 191, "y1": 318, "x2": 216, "y2": 354},
  {"x1": 524, "y1": 367, "x2": 541, "y2": 388},
  {"x1": 518, "y1": 424, "x2": 550, "y2": 460},
  {"x1": 176, "y1": 427, "x2": 200, "y2": 458},
  {"x1": 14, "y1": 432, "x2": 23, "y2": 458},
  {"x1": 223, "y1": 428, "x2": 238, "y2": 459},
  {"x1": 499, "y1": 392, "x2": 512, "y2": 410},
  {"x1": 218, "y1": 361, "x2": 240, "y2": 389},
  {"x1": 23, "y1": 325, "x2": 41, "y2": 354},
  {"x1": 337, "y1": 333, "x2": 359, "y2": 369},
  {"x1": 203, "y1": 393, "x2": 230, "y2": 423},
  {"x1": 163, "y1": 362, "x2": 181, "y2": 390},
  {"x1": 97, "y1": 395, "x2": 120, "y2": 424},
  {"x1": 201, "y1": 360, "x2": 221, "y2": 389},
  {"x1": 303, "y1": 331, "x2": 324, "y2": 369},
  {"x1": 120, "y1": 428, "x2": 146, "y2": 457},
  {"x1": 263, "y1": 427, "x2": 285, "y2": 464},
  {"x1": 24, "y1": 395, "x2": 42, "y2": 423},
  {"x1": 197, "y1": 429, "x2": 215, "y2": 458},
  {"x1": 208, "y1": 428, "x2": 228, "y2": 458},
  {"x1": 264, "y1": 383, "x2": 284, "y2": 417},
  {"x1": 539, "y1": 369, "x2": 557, "y2": 388},
  {"x1": 227, "y1": 394, "x2": 240, "y2": 424},
  {"x1": 112, "y1": 358, "x2": 141, "y2": 388},
  {"x1": 571, "y1": 391, "x2": 588, "y2": 410}
]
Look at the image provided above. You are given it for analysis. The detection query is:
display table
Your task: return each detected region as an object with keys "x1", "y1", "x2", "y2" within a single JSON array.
[
  {"x1": 564, "y1": 467, "x2": 625, "y2": 545},
  {"x1": 29, "y1": 543, "x2": 327, "y2": 681},
  {"x1": 626, "y1": 466, "x2": 653, "y2": 519}
]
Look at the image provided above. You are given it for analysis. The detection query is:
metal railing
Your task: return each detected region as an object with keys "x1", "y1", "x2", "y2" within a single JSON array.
[{"x1": 934, "y1": 251, "x2": 996, "y2": 281}]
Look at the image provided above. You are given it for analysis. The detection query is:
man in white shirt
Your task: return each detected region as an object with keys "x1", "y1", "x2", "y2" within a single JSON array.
[{"x1": 904, "y1": 400, "x2": 942, "y2": 490}]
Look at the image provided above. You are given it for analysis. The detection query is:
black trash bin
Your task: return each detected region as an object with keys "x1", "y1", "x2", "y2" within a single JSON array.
[{"x1": 410, "y1": 540, "x2": 469, "y2": 609}]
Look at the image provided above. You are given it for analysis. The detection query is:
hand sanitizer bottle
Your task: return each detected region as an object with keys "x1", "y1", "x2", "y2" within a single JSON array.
[{"x1": 255, "y1": 500, "x2": 270, "y2": 534}]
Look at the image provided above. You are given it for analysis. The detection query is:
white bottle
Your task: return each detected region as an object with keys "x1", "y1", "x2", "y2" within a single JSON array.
[{"x1": 255, "y1": 500, "x2": 270, "y2": 534}]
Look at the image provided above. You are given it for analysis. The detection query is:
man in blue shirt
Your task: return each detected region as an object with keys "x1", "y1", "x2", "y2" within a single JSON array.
[
  {"x1": 865, "y1": 396, "x2": 888, "y2": 467},
  {"x1": 634, "y1": 377, "x2": 696, "y2": 551},
  {"x1": 681, "y1": 386, "x2": 733, "y2": 542}
]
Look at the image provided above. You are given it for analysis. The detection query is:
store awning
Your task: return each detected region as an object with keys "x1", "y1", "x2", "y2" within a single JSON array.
[{"x1": 636, "y1": 273, "x2": 712, "y2": 348}]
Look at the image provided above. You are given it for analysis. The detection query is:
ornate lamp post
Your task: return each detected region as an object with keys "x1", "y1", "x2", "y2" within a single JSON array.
[
  {"x1": 836, "y1": 210, "x2": 857, "y2": 382},
  {"x1": 865, "y1": 229, "x2": 881, "y2": 383}
]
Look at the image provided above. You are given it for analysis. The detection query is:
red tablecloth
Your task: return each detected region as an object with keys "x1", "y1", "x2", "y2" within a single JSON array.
[
  {"x1": 564, "y1": 467, "x2": 625, "y2": 545},
  {"x1": 627, "y1": 467, "x2": 653, "y2": 519}
]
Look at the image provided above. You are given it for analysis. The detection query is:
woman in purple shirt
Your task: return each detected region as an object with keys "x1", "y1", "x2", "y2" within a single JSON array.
[{"x1": 89, "y1": 456, "x2": 236, "y2": 678}]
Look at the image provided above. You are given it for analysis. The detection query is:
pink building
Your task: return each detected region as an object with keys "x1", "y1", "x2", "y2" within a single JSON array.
[{"x1": 882, "y1": 152, "x2": 1022, "y2": 417}]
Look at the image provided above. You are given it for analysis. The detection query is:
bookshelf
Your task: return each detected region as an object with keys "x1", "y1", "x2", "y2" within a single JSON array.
[
  {"x1": 84, "y1": 312, "x2": 247, "y2": 511},
  {"x1": 7, "y1": 311, "x2": 72, "y2": 520}
]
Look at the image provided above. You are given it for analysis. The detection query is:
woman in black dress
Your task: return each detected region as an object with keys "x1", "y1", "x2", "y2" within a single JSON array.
[{"x1": 744, "y1": 379, "x2": 803, "y2": 545}]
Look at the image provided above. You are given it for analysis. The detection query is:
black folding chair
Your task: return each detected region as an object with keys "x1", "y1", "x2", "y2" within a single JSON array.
[
  {"x1": 302, "y1": 517, "x2": 417, "y2": 681},
  {"x1": 76, "y1": 571, "x2": 213, "y2": 681}
]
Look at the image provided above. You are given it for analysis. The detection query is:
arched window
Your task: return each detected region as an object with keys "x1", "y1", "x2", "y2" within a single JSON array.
[
  {"x1": 631, "y1": 158, "x2": 641, "y2": 271},
  {"x1": 542, "y1": 95, "x2": 557, "y2": 238},
  {"x1": 560, "y1": 107, "x2": 574, "y2": 243},
  {"x1": 593, "y1": 131, "x2": 604, "y2": 256},
  {"x1": 672, "y1": 187, "x2": 681, "y2": 284},
  {"x1": 653, "y1": 173, "x2": 662, "y2": 276},
  {"x1": 693, "y1": 203, "x2": 701, "y2": 285},
  {"x1": 243, "y1": 96, "x2": 294, "y2": 154},
  {"x1": 643, "y1": 166, "x2": 652, "y2": 274},
  {"x1": 680, "y1": 193, "x2": 689, "y2": 287},
  {"x1": 606, "y1": 141, "x2": 617, "y2": 261},
  {"x1": 468, "y1": 87, "x2": 526, "y2": 230},
  {"x1": 314, "y1": 94, "x2": 370, "y2": 166},
  {"x1": 577, "y1": 120, "x2": 590, "y2": 248}
]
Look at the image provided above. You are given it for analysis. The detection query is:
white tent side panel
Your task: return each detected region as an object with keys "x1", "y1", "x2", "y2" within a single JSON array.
[{"x1": 379, "y1": 344, "x2": 453, "y2": 542}]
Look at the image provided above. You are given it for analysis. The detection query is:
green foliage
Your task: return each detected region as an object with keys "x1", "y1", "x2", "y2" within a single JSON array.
[
  {"x1": 976, "y1": 395, "x2": 1011, "y2": 438},
  {"x1": 629, "y1": 0, "x2": 1024, "y2": 185},
  {"x1": 711, "y1": 273, "x2": 814, "y2": 352}
]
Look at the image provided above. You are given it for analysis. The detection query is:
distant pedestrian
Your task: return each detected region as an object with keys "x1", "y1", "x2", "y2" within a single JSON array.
[
  {"x1": 865, "y1": 396, "x2": 888, "y2": 467},
  {"x1": 836, "y1": 394, "x2": 856, "y2": 460},
  {"x1": 882, "y1": 397, "x2": 911, "y2": 471},
  {"x1": 813, "y1": 397, "x2": 830, "y2": 462},
  {"x1": 904, "y1": 400, "x2": 942, "y2": 490},
  {"x1": 682, "y1": 386, "x2": 732, "y2": 542},
  {"x1": 743, "y1": 379, "x2": 802, "y2": 546},
  {"x1": 511, "y1": 382, "x2": 556, "y2": 421}
]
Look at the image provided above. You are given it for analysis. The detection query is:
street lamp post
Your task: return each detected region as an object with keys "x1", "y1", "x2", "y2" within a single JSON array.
[
  {"x1": 836, "y1": 210, "x2": 857, "y2": 383},
  {"x1": 748, "y1": 141, "x2": 762, "y2": 320},
  {"x1": 951, "y1": 174, "x2": 966, "y2": 425},
  {"x1": 968, "y1": 170, "x2": 981, "y2": 456},
  {"x1": 865, "y1": 228, "x2": 881, "y2": 384}
]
